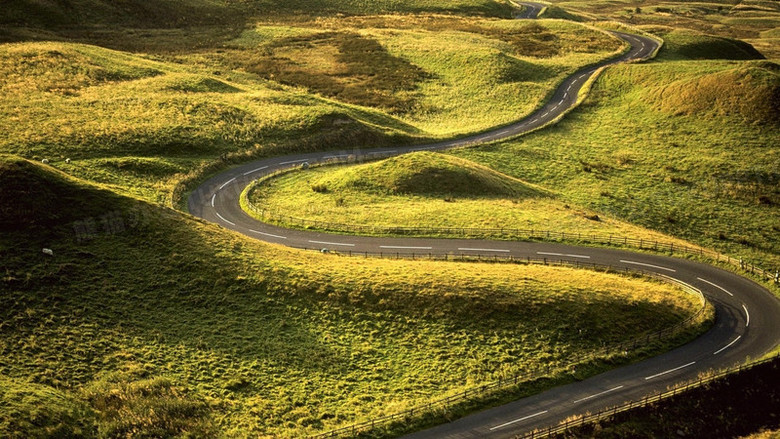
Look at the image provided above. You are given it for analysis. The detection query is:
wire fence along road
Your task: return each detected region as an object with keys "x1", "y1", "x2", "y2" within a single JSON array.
[
  {"x1": 307, "y1": 257, "x2": 709, "y2": 438},
  {"x1": 518, "y1": 353, "x2": 780, "y2": 438},
  {"x1": 242, "y1": 165, "x2": 779, "y2": 287}
]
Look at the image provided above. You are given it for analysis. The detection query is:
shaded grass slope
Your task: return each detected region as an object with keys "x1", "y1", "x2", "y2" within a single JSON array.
[{"x1": 0, "y1": 156, "x2": 705, "y2": 437}]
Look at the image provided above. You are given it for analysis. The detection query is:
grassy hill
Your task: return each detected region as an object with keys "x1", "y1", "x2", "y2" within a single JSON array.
[
  {"x1": 303, "y1": 152, "x2": 536, "y2": 197},
  {"x1": 246, "y1": 152, "x2": 696, "y2": 244},
  {"x1": 0, "y1": 156, "x2": 708, "y2": 437},
  {"x1": 654, "y1": 29, "x2": 766, "y2": 61},
  {"x1": 453, "y1": 59, "x2": 780, "y2": 270}
]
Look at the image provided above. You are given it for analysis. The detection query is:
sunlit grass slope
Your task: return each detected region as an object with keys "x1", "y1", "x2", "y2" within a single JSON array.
[
  {"x1": 247, "y1": 152, "x2": 695, "y2": 244},
  {"x1": 453, "y1": 59, "x2": 780, "y2": 269},
  {"x1": 0, "y1": 18, "x2": 622, "y2": 205},
  {"x1": 0, "y1": 156, "x2": 706, "y2": 437}
]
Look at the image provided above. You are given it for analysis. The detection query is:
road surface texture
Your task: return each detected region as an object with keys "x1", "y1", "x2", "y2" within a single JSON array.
[{"x1": 188, "y1": 4, "x2": 780, "y2": 438}]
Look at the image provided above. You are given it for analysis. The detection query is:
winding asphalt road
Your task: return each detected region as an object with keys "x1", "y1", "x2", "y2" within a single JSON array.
[{"x1": 188, "y1": 6, "x2": 780, "y2": 438}]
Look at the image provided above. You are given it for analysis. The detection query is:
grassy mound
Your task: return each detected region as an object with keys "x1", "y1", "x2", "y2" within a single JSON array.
[
  {"x1": 656, "y1": 30, "x2": 765, "y2": 61},
  {"x1": 0, "y1": 371, "x2": 215, "y2": 439},
  {"x1": 0, "y1": 0, "x2": 240, "y2": 29},
  {"x1": 539, "y1": 5, "x2": 585, "y2": 22},
  {"x1": 310, "y1": 152, "x2": 540, "y2": 197},
  {"x1": 0, "y1": 376, "x2": 92, "y2": 438},
  {"x1": 0, "y1": 42, "x2": 161, "y2": 96},
  {"x1": 1, "y1": 156, "x2": 707, "y2": 437},
  {"x1": 648, "y1": 61, "x2": 780, "y2": 124},
  {"x1": 247, "y1": 153, "x2": 693, "y2": 244}
]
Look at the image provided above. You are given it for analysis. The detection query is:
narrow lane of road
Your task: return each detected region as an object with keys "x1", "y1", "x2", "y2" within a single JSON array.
[{"x1": 188, "y1": 5, "x2": 780, "y2": 438}]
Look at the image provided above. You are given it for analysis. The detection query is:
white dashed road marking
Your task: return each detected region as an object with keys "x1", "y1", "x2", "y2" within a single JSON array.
[
  {"x1": 620, "y1": 260, "x2": 676, "y2": 272},
  {"x1": 490, "y1": 411, "x2": 548, "y2": 431},
  {"x1": 696, "y1": 277, "x2": 734, "y2": 297},
  {"x1": 215, "y1": 212, "x2": 236, "y2": 226},
  {"x1": 309, "y1": 240, "x2": 355, "y2": 247},
  {"x1": 572, "y1": 386, "x2": 624, "y2": 404},
  {"x1": 380, "y1": 246, "x2": 433, "y2": 250},
  {"x1": 218, "y1": 177, "x2": 236, "y2": 191},
  {"x1": 243, "y1": 166, "x2": 268, "y2": 176},
  {"x1": 537, "y1": 251, "x2": 590, "y2": 259},
  {"x1": 714, "y1": 336, "x2": 741, "y2": 355},
  {"x1": 280, "y1": 159, "x2": 308, "y2": 165},
  {"x1": 645, "y1": 361, "x2": 695, "y2": 380},
  {"x1": 458, "y1": 248, "x2": 510, "y2": 253},
  {"x1": 743, "y1": 304, "x2": 750, "y2": 327},
  {"x1": 249, "y1": 229, "x2": 287, "y2": 239}
]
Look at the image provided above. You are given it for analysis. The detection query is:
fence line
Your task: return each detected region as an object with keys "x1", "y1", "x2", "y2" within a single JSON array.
[
  {"x1": 519, "y1": 353, "x2": 780, "y2": 438},
  {"x1": 242, "y1": 156, "x2": 779, "y2": 286},
  {"x1": 305, "y1": 254, "x2": 709, "y2": 438}
]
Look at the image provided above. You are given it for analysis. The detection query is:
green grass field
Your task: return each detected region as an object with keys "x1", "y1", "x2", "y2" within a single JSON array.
[
  {"x1": 452, "y1": 57, "x2": 780, "y2": 270},
  {"x1": 1, "y1": 0, "x2": 777, "y2": 436},
  {"x1": 246, "y1": 151, "x2": 695, "y2": 245},
  {"x1": 0, "y1": 156, "x2": 708, "y2": 437}
]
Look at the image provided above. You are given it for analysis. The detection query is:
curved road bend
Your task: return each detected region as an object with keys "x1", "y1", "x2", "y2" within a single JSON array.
[{"x1": 188, "y1": 5, "x2": 780, "y2": 438}]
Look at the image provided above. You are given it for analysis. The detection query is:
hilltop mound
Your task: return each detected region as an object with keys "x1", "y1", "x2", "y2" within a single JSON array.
[
  {"x1": 658, "y1": 30, "x2": 765, "y2": 60},
  {"x1": 649, "y1": 61, "x2": 780, "y2": 124},
  {"x1": 0, "y1": 156, "x2": 121, "y2": 232},
  {"x1": 312, "y1": 151, "x2": 542, "y2": 198},
  {"x1": 0, "y1": 42, "x2": 161, "y2": 95}
]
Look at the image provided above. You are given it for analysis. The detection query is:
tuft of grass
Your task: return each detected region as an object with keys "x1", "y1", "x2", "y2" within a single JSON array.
[
  {"x1": 0, "y1": 156, "x2": 706, "y2": 437},
  {"x1": 0, "y1": 376, "x2": 93, "y2": 438}
]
